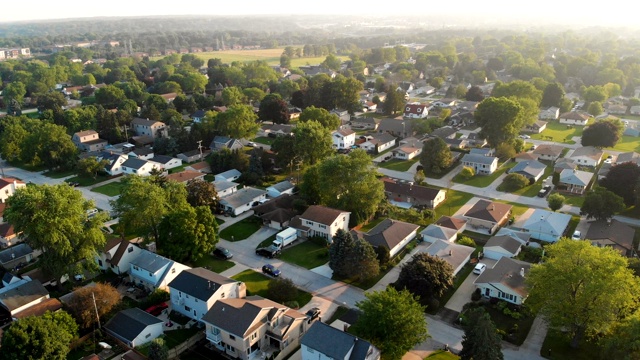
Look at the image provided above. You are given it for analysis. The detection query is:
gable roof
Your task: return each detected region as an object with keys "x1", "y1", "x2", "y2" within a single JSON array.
[
  {"x1": 475, "y1": 257, "x2": 531, "y2": 297},
  {"x1": 509, "y1": 160, "x2": 546, "y2": 178},
  {"x1": 130, "y1": 250, "x2": 172, "y2": 273},
  {"x1": 109, "y1": 239, "x2": 136, "y2": 268},
  {"x1": 213, "y1": 180, "x2": 239, "y2": 193},
  {"x1": 150, "y1": 155, "x2": 176, "y2": 165},
  {"x1": 586, "y1": 219, "x2": 636, "y2": 254},
  {"x1": 300, "y1": 205, "x2": 349, "y2": 226},
  {"x1": 383, "y1": 179, "x2": 444, "y2": 202},
  {"x1": 132, "y1": 148, "x2": 154, "y2": 157},
  {"x1": 533, "y1": 144, "x2": 564, "y2": 157},
  {"x1": 0, "y1": 223, "x2": 15, "y2": 238},
  {"x1": 430, "y1": 126, "x2": 457, "y2": 139},
  {"x1": 364, "y1": 219, "x2": 419, "y2": 250},
  {"x1": 420, "y1": 224, "x2": 457, "y2": 241},
  {"x1": 616, "y1": 151, "x2": 640, "y2": 164},
  {"x1": 368, "y1": 132, "x2": 396, "y2": 145},
  {"x1": 515, "y1": 152, "x2": 538, "y2": 161},
  {"x1": 267, "y1": 180, "x2": 295, "y2": 193},
  {"x1": 377, "y1": 119, "x2": 412, "y2": 134},
  {"x1": 131, "y1": 118, "x2": 165, "y2": 127},
  {"x1": 0, "y1": 178, "x2": 25, "y2": 190},
  {"x1": 423, "y1": 240, "x2": 475, "y2": 272},
  {"x1": 559, "y1": 169, "x2": 593, "y2": 186},
  {"x1": 0, "y1": 280, "x2": 48, "y2": 312},
  {"x1": 570, "y1": 146, "x2": 603, "y2": 160},
  {"x1": 521, "y1": 209, "x2": 572, "y2": 238},
  {"x1": 559, "y1": 111, "x2": 590, "y2": 121},
  {"x1": 165, "y1": 170, "x2": 204, "y2": 183},
  {"x1": 334, "y1": 129, "x2": 355, "y2": 137},
  {"x1": 121, "y1": 158, "x2": 150, "y2": 170},
  {"x1": 435, "y1": 216, "x2": 467, "y2": 231},
  {"x1": 168, "y1": 268, "x2": 237, "y2": 302},
  {"x1": 104, "y1": 308, "x2": 163, "y2": 342},
  {"x1": 302, "y1": 321, "x2": 378, "y2": 360},
  {"x1": 352, "y1": 117, "x2": 380, "y2": 125},
  {"x1": 484, "y1": 235, "x2": 522, "y2": 255},
  {"x1": 461, "y1": 153, "x2": 498, "y2": 165},
  {"x1": 216, "y1": 169, "x2": 242, "y2": 179},
  {"x1": 404, "y1": 103, "x2": 428, "y2": 116},
  {"x1": 464, "y1": 199, "x2": 512, "y2": 223},
  {"x1": 0, "y1": 244, "x2": 33, "y2": 264},
  {"x1": 219, "y1": 187, "x2": 267, "y2": 208},
  {"x1": 74, "y1": 130, "x2": 98, "y2": 138}
]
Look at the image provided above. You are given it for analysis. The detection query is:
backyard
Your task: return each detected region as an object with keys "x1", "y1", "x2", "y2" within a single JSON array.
[
  {"x1": 530, "y1": 121, "x2": 588, "y2": 144},
  {"x1": 279, "y1": 239, "x2": 329, "y2": 269},
  {"x1": 254, "y1": 136, "x2": 275, "y2": 145},
  {"x1": 498, "y1": 162, "x2": 554, "y2": 197},
  {"x1": 231, "y1": 269, "x2": 312, "y2": 307},
  {"x1": 91, "y1": 181, "x2": 125, "y2": 197},
  {"x1": 378, "y1": 158, "x2": 420, "y2": 172},
  {"x1": 189, "y1": 254, "x2": 235, "y2": 273},
  {"x1": 607, "y1": 135, "x2": 640, "y2": 152},
  {"x1": 452, "y1": 161, "x2": 516, "y2": 188},
  {"x1": 435, "y1": 190, "x2": 476, "y2": 219},
  {"x1": 219, "y1": 217, "x2": 263, "y2": 241}
]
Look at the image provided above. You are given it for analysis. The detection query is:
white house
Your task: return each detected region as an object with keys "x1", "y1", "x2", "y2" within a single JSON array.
[
  {"x1": 539, "y1": 106, "x2": 560, "y2": 120},
  {"x1": 129, "y1": 250, "x2": 191, "y2": 291},
  {"x1": 219, "y1": 187, "x2": 267, "y2": 216},
  {"x1": 0, "y1": 178, "x2": 26, "y2": 203},
  {"x1": 569, "y1": 146, "x2": 603, "y2": 167},
  {"x1": 359, "y1": 133, "x2": 396, "y2": 153},
  {"x1": 483, "y1": 235, "x2": 523, "y2": 260},
  {"x1": 362, "y1": 219, "x2": 419, "y2": 258},
  {"x1": 213, "y1": 180, "x2": 239, "y2": 198},
  {"x1": 104, "y1": 308, "x2": 164, "y2": 348},
  {"x1": 96, "y1": 238, "x2": 143, "y2": 275},
  {"x1": 521, "y1": 209, "x2": 572, "y2": 242},
  {"x1": 293, "y1": 205, "x2": 350, "y2": 241},
  {"x1": 131, "y1": 118, "x2": 168, "y2": 138},
  {"x1": 559, "y1": 111, "x2": 590, "y2": 126},
  {"x1": 149, "y1": 155, "x2": 183, "y2": 171},
  {"x1": 392, "y1": 145, "x2": 422, "y2": 160},
  {"x1": 420, "y1": 224, "x2": 458, "y2": 244},
  {"x1": 532, "y1": 144, "x2": 564, "y2": 162},
  {"x1": 214, "y1": 169, "x2": 242, "y2": 182},
  {"x1": 301, "y1": 322, "x2": 380, "y2": 360},
  {"x1": 168, "y1": 267, "x2": 246, "y2": 321},
  {"x1": 332, "y1": 129, "x2": 356, "y2": 149},
  {"x1": 121, "y1": 158, "x2": 163, "y2": 177},
  {"x1": 461, "y1": 154, "x2": 499, "y2": 175},
  {"x1": 99, "y1": 152, "x2": 129, "y2": 176},
  {"x1": 474, "y1": 257, "x2": 531, "y2": 305},
  {"x1": 423, "y1": 240, "x2": 475, "y2": 276},
  {"x1": 403, "y1": 103, "x2": 429, "y2": 119},
  {"x1": 266, "y1": 180, "x2": 295, "y2": 198}
]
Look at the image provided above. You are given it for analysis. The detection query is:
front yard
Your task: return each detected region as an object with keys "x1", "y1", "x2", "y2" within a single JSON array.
[
  {"x1": 499, "y1": 162, "x2": 554, "y2": 197},
  {"x1": 378, "y1": 158, "x2": 420, "y2": 172},
  {"x1": 462, "y1": 302, "x2": 536, "y2": 346},
  {"x1": 279, "y1": 239, "x2": 329, "y2": 269},
  {"x1": 219, "y1": 217, "x2": 262, "y2": 241},
  {"x1": 91, "y1": 182, "x2": 125, "y2": 197},
  {"x1": 231, "y1": 269, "x2": 312, "y2": 307},
  {"x1": 608, "y1": 135, "x2": 640, "y2": 152},
  {"x1": 531, "y1": 120, "x2": 588, "y2": 144},
  {"x1": 189, "y1": 254, "x2": 235, "y2": 273},
  {"x1": 65, "y1": 174, "x2": 114, "y2": 187},
  {"x1": 452, "y1": 161, "x2": 516, "y2": 188},
  {"x1": 435, "y1": 190, "x2": 476, "y2": 219}
]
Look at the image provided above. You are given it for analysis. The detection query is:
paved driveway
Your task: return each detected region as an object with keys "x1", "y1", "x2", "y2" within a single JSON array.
[{"x1": 444, "y1": 258, "x2": 497, "y2": 313}]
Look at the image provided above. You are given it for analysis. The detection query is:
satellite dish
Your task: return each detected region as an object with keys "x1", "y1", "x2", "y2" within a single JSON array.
[{"x1": 98, "y1": 342, "x2": 112, "y2": 349}]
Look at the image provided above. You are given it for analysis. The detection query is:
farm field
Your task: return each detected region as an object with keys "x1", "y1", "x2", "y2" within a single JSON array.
[{"x1": 152, "y1": 48, "x2": 348, "y2": 67}]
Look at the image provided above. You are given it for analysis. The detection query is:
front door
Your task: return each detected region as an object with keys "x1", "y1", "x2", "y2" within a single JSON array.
[{"x1": 484, "y1": 288, "x2": 490, "y2": 297}]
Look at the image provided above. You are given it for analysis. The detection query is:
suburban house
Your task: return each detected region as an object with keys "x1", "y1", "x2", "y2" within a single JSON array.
[
  {"x1": 191, "y1": 109, "x2": 206, "y2": 123},
  {"x1": 350, "y1": 117, "x2": 380, "y2": 130},
  {"x1": 569, "y1": 146, "x2": 603, "y2": 167},
  {"x1": 0, "y1": 223, "x2": 19, "y2": 248},
  {"x1": 430, "y1": 126, "x2": 457, "y2": 140},
  {"x1": 150, "y1": 155, "x2": 183, "y2": 171},
  {"x1": 403, "y1": 103, "x2": 429, "y2": 119},
  {"x1": 474, "y1": 257, "x2": 531, "y2": 305},
  {"x1": 301, "y1": 321, "x2": 380, "y2": 360},
  {"x1": 214, "y1": 180, "x2": 239, "y2": 198},
  {"x1": 359, "y1": 133, "x2": 396, "y2": 154},
  {"x1": 392, "y1": 145, "x2": 422, "y2": 160},
  {"x1": 129, "y1": 250, "x2": 191, "y2": 291},
  {"x1": 382, "y1": 178, "x2": 446, "y2": 209},
  {"x1": 215, "y1": 169, "x2": 242, "y2": 182},
  {"x1": 130, "y1": 148, "x2": 155, "y2": 160},
  {"x1": 0, "y1": 178, "x2": 26, "y2": 203},
  {"x1": 165, "y1": 170, "x2": 205, "y2": 184},
  {"x1": 435, "y1": 216, "x2": 468, "y2": 232},
  {"x1": 423, "y1": 240, "x2": 475, "y2": 276},
  {"x1": 0, "y1": 244, "x2": 35, "y2": 271},
  {"x1": 514, "y1": 152, "x2": 539, "y2": 163},
  {"x1": 96, "y1": 238, "x2": 143, "y2": 275},
  {"x1": 72, "y1": 130, "x2": 108, "y2": 152},
  {"x1": 131, "y1": 118, "x2": 168, "y2": 138},
  {"x1": 186, "y1": 161, "x2": 212, "y2": 174},
  {"x1": 461, "y1": 154, "x2": 499, "y2": 175},
  {"x1": 607, "y1": 104, "x2": 627, "y2": 115},
  {"x1": 160, "y1": 92, "x2": 178, "y2": 103},
  {"x1": 131, "y1": 135, "x2": 155, "y2": 148},
  {"x1": 291, "y1": 205, "x2": 350, "y2": 241},
  {"x1": 377, "y1": 119, "x2": 412, "y2": 138},
  {"x1": 202, "y1": 296, "x2": 308, "y2": 360},
  {"x1": 332, "y1": 129, "x2": 356, "y2": 149},
  {"x1": 210, "y1": 136, "x2": 244, "y2": 152},
  {"x1": 168, "y1": 267, "x2": 246, "y2": 322},
  {"x1": 521, "y1": 209, "x2": 572, "y2": 242},
  {"x1": 507, "y1": 160, "x2": 547, "y2": 183},
  {"x1": 554, "y1": 158, "x2": 577, "y2": 173},
  {"x1": 586, "y1": 219, "x2": 637, "y2": 257},
  {"x1": 219, "y1": 187, "x2": 268, "y2": 216},
  {"x1": 363, "y1": 101, "x2": 377, "y2": 112},
  {"x1": 252, "y1": 194, "x2": 297, "y2": 230},
  {"x1": 615, "y1": 151, "x2": 640, "y2": 165},
  {"x1": 0, "y1": 277, "x2": 59, "y2": 319},
  {"x1": 445, "y1": 137, "x2": 468, "y2": 149},
  {"x1": 483, "y1": 235, "x2": 523, "y2": 260},
  {"x1": 559, "y1": 111, "x2": 590, "y2": 126},
  {"x1": 532, "y1": 144, "x2": 564, "y2": 161},
  {"x1": 104, "y1": 308, "x2": 164, "y2": 348},
  {"x1": 463, "y1": 199, "x2": 512, "y2": 234},
  {"x1": 469, "y1": 148, "x2": 495, "y2": 157},
  {"x1": 359, "y1": 219, "x2": 419, "y2": 258},
  {"x1": 266, "y1": 180, "x2": 295, "y2": 198},
  {"x1": 525, "y1": 120, "x2": 548, "y2": 133},
  {"x1": 420, "y1": 224, "x2": 458, "y2": 244},
  {"x1": 260, "y1": 123, "x2": 296, "y2": 137},
  {"x1": 178, "y1": 149, "x2": 211, "y2": 163},
  {"x1": 121, "y1": 158, "x2": 163, "y2": 177},
  {"x1": 432, "y1": 98, "x2": 457, "y2": 108},
  {"x1": 468, "y1": 132, "x2": 487, "y2": 147},
  {"x1": 538, "y1": 106, "x2": 560, "y2": 120},
  {"x1": 558, "y1": 169, "x2": 593, "y2": 194}
]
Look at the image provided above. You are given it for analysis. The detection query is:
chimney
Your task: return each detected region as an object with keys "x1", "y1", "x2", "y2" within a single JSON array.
[
  {"x1": 449, "y1": 250, "x2": 452, "y2": 256},
  {"x1": 491, "y1": 204, "x2": 495, "y2": 211},
  {"x1": 520, "y1": 268, "x2": 525, "y2": 277}
]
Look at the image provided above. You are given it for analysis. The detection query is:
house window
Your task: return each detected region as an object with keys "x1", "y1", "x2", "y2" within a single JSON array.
[
  {"x1": 172, "y1": 268, "x2": 176, "y2": 273},
  {"x1": 251, "y1": 333, "x2": 257, "y2": 340},
  {"x1": 226, "y1": 344, "x2": 235, "y2": 352},
  {"x1": 229, "y1": 334, "x2": 236, "y2": 341},
  {"x1": 128, "y1": 247, "x2": 133, "y2": 253},
  {"x1": 305, "y1": 221, "x2": 313, "y2": 226},
  {"x1": 133, "y1": 266, "x2": 139, "y2": 271},
  {"x1": 185, "y1": 305, "x2": 191, "y2": 312},
  {"x1": 149, "y1": 272, "x2": 153, "y2": 277},
  {"x1": 221, "y1": 293, "x2": 225, "y2": 298},
  {"x1": 308, "y1": 348, "x2": 315, "y2": 354},
  {"x1": 319, "y1": 224, "x2": 326, "y2": 229},
  {"x1": 98, "y1": 260, "x2": 103, "y2": 266},
  {"x1": 145, "y1": 333, "x2": 151, "y2": 339}
]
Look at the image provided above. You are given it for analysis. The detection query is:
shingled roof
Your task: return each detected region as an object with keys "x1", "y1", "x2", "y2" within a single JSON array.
[
  {"x1": 168, "y1": 268, "x2": 237, "y2": 302},
  {"x1": 464, "y1": 200, "x2": 512, "y2": 223},
  {"x1": 300, "y1": 205, "x2": 349, "y2": 226},
  {"x1": 364, "y1": 219, "x2": 420, "y2": 251}
]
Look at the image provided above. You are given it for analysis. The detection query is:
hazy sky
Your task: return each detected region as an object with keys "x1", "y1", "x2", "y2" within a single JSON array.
[{"x1": 1, "y1": 1, "x2": 635, "y2": 25}]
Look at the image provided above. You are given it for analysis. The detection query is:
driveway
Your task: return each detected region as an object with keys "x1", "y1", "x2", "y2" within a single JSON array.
[{"x1": 444, "y1": 258, "x2": 496, "y2": 313}]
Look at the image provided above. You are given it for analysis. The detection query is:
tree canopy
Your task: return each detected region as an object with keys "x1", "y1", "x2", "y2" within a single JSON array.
[
  {"x1": 600, "y1": 162, "x2": 640, "y2": 206},
  {"x1": 157, "y1": 205, "x2": 219, "y2": 262},
  {"x1": 419, "y1": 137, "x2": 453, "y2": 174},
  {"x1": 580, "y1": 187, "x2": 625, "y2": 221},
  {"x1": 459, "y1": 307, "x2": 504, "y2": 360},
  {"x1": 292, "y1": 120, "x2": 333, "y2": 166},
  {"x1": 394, "y1": 253, "x2": 454, "y2": 303},
  {"x1": 67, "y1": 282, "x2": 120, "y2": 328},
  {"x1": 474, "y1": 97, "x2": 525, "y2": 148},
  {"x1": 329, "y1": 229, "x2": 379, "y2": 281},
  {"x1": 581, "y1": 119, "x2": 624, "y2": 148},
  {"x1": 298, "y1": 105, "x2": 341, "y2": 130}
]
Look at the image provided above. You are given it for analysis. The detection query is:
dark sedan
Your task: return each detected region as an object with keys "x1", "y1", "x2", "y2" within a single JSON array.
[
  {"x1": 213, "y1": 247, "x2": 233, "y2": 260},
  {"x1": 262, "y1": 264, "x2": 281, "y2": 277},
  {"x1": 256, "y1": 246, "x2": 281, "y2": 258}
]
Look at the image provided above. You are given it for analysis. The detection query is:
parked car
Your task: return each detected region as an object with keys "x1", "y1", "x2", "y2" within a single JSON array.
[
  {"x1": 305, "y1": 307, "x2": 321, "y2": 322},
  {"x1": 145, "y1": 302, "x2": 168, "y2": 316},
  {"x1": 519, "y1": 134, "x2": 530, "y2": 139},
  {"x1": 247, "y1": 141, "x2": 257, "y2": 147},
  {"x1": 473, "y1": 263, "x2": 487, "y2": 275},
  {"x1": 262, "y1": 264, "x2": 281, "y2": 277},
  {"x1": 68, "y1": 181, "x2": 80, "y2": 187},
  {"x1": 256, "y1": 246, "x2": 281, "y2": 258},
  {"x1": 213, "y1": 247, "x2": 233, "y2": 260},
  {"x1": 572, "y1": 230, "x2": 581, "y2": 240},
  {"x1": 538, "y1": 185, "x2": 552, "y2": 198}
]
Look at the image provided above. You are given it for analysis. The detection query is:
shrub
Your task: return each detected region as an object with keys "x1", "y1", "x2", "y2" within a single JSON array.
[
  {"x1": 471, "y1": 288, "x2": 482, "y2": 301},
  {"x1": 426, "y1": 297, "x2": 440, "y2": 311},
  {"x1": 456, "y1": 236, "x2": 476, "y2": 247},
  {"x1": 268, "y1": 277, "x2": 299, "y2": 303},
  {"x1": 502, "y1": 173, "x2": 529, "y2": 191},
  {"x1": 460, "y1": 166, "x2": 475, "y2": 179}
]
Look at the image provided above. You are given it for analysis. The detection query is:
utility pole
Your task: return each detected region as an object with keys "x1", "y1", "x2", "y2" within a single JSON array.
[
  {"x1": 92, "y1": 292, "x2": 101, "y2": 329},
  {"x1": 123, "y1": 125, "x2": 129, "y2": 141},
  {"x1": 197, "y1": 140, "x2": 203, "y2": 160}
]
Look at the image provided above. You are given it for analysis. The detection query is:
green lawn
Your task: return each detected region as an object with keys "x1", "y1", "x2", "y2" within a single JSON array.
[
  {"x1": 65, "y1": 174, "x2": 113, "y2": 187},
  {"x1": 91, "y1": 182, "x2": 125, "y2": 197},
  {"x1": 189, "y1": 254, "x2": 235, "y2": 273},
  {"x1": 164, "y1": 328, "x2": 201, "y2": 349},
  {"x1": 452, "y1": 162, "x2": 516, "y2": 188},
  {"x1": 152, "y1": 49, "x2": 348, "y2": 67},
  {"x1": 540, "y1": 328, "x2": 601, "y2": 359},
  {"x1": 378, "y1": 158, "x2": 420, "y2": 172},
  {"x1": 231, "y1": 269, "x2": 312, "y2": 307},
  {"x1": 500, "y1": 162, "x2": 554, "y2": 197},
  {"x1": 499, "y1": 201, "x2": 530, "y2": 218},
  {"x1": 482, "y1": 304, "x2": 535, "y2": 345},
  {"x1": 608, "y1": 135, "x2": 640, "y2": 152},
  {"x1": 254, "y1": 136, "x2": 275, "y2": 145},
  {"x1": 436, "y1": 190, "x2": 476, "y2": 218},
  {"x1": 43, "y1": 169, "x2": 77, "y2": 178},
  {"x1": 280, "y1": 240, "x2": 329, "y2": 269},
  {"x1": 426, "y1": 350, "x2": 460, "y2": 360},
  {"x1": 531, "y1": 120, "x2": 589, "y2": 144},
  {"x1": 219, "y1": 217, "x2": 263, "y2": 241},
  {"x1": 555, "y1": 192, "x2": 585, "y2": 207}
]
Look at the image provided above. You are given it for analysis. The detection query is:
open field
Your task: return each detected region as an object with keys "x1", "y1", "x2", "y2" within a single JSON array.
[{"x1": 152, "y1": 49, "x2": 348, "y2": 67}]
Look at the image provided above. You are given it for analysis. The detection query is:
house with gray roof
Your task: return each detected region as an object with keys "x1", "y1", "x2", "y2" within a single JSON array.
[
  {"x1": 149, "y1": 155, "x2": 182, "y2": 170},
  {"x1": 98, "y1": 152, "x2": 129, "y2": 176},
  {"x1": 377, "y1": 118, "x2": 413, "y2": 138},
  {"x1": 130, "y1": 147, "x2": 154, "y2": 160},
  {"x1": 586, "y1": 220, "x2": 637, "y2": 257},
  {"x1": 474, "y1": 257, "x2": 531, "y2": 305},
  {"x1": 0, "y1": 277, "x2": 56, "y2": 318},
  {"x1": 210, "y1": 136, "x2": 244, "y2": 152},
  {"x1": 168, "y1": 268, "x2": 246, "y2": 321},
  {"x1": 469, "y1": 148, "x2": 495, "y2": 157},
  {"x1": 461, "y1": 153, "x2": 498, "y2": 175},
  {"x1": 131, "y1": 118, "x2": 167, "y2": 138},
  {"x1": 129, "y1": 250, "x2": 190, "y2": 291},
  {"x1": 483, "y1": 235, "x2": 523, "y2": 260},
  {"x1": 266, "y1": 180, "x2": 295, "y2": 198},
  {"x1": 430, "y1": 126, "x2": 457, "y2": 140},
  {"x1": 521, "y1": 209, "x2": 571, "y2": 242},
  {"x1": 554, "y1": 158, "x2": 577, "y2": 173},
  {"x1": 508, "y1": 160, "x2": 546, "y2": 182},
  {"x1": 202, "y1": 296, "x2": 308, "y2": 360},
  {"x1": 252, "y1": 194, "x2": 297, "y2": 230},
  {"x1": 360, "y1": 219, "x2": 420, "y2": 258},
  {"x1": 301, "y1": 321, "x2": 380, "y2": 360},
  {"x1": 359, "y1": 133, "x2": 396, "y2": 154},
  {"x1": 569, "y1": 146, "x2": 603, "y2": 167},
  {"x1": 213, "y1": 180, "x2": 239, "y2": 198},
  {"x1": 121, "y1": 158, "x2": 163, "y2": 177},
  {"x1": 615, "y1": 151, "x2": 640, "y2": 165},
  {"x1": 525, "y1": 120, "x2": 548, "y2": 133},
  {"x1": 423, "y1": 240, "x2": 475, "y2": 276},
  {"x1": 533, "y1": 144, "x2": 565, "y2": 161},
  {"x1": 558, "y1": 169, "x2": 593, "y2": 194},
  {"x1": 0, "y1": 244, "x2": 36, "y2": 271},
  {"x1": 292, "y1": 205, "x2": 350, "y2": 241},
  {"x1": 559, "y1": 111, "x2": 590, "y2": 126},
  {"x1": 351, "y1": 117, "x2": 380, "y2": 130},
  {"x1": 420, "y1": 224, "x2": 458, "y2": 244},
  {"x1": 104, "y1": 308, "x2": 163, "y2": 348},
  {"x1": 463, "y1": 199, "x2": 512, "y2": 234},
  {"x1": 219, "y1": 187, "x2": 267, "y2": 216},
  {"x1": 96, "y1": 238, "x2": 143, "y2": 275},
  {"x1": 214, "y1": 169, "x2": 242, "y2": 182}
]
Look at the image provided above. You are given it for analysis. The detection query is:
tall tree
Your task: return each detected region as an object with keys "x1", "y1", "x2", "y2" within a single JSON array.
[
  {"x1": 351, "y1": 287, "x2": 429, "y2": 360},
  {"x1": 474, "y1": 97, "x2": 524, "y2": 148},
  {"x1": 541, "y1": 82, "x2": 565, "y2": 108},
  {"x1": 600, "y1": 314, "x2": 640, "y2": 360},
  {"x1": 581, "y1": 119, "x2": 624, "y2": 148},
  {"x1": 186, "y1": 178, "x2": 219, "y2": 210},
  {"x1": 580, "y1": 187, "x2": 625, "y2": 221},
  {"x1": 298, "y1": 106, "x2": 341, "y2": 130},
  {"x1": 77, "y1": 157, "x2": 109, "y2": 179},
  {"x1": 459, "y1": 307, "x2": 504, "y2": 360},
  {"x1": 5, "y1": 184, "x2": 107, "y2": 283},
  {"x1": 547, "y1": 193, "x2": 565, "y2": 212},
  {"x1": 215, "y1": 104, "x2": 260, "y2": 139},
  {"x1": 395, "y1": 253, "x2": 454, "y2": 303},
  {"x1": 258, "y1": 94, "x2": 290, "y2": 124},
  {"x1": 221, "y1": 86, "x2": 247, "y2": 106},
  {"x1": 382, "y1": 88, "x2": 405, "y2": 116},
  {"x1": 67, "y1": 283, "x2": 120, "y2": 328},
  {"x1": 2, "y1": 81, "x2": 27, "y2": 107},
  {"x1": 0, "y1": 311, "x2": 78, "y2": 360},
  {"x1": 526, "y1": 239, "x2": 640, "y2": 349},
  {"x1": 157, "y1": 205, "x2": 219, "y2": 262},
  {"x1": 94, "y1": 84, "x2": 126, "y2": 108},
  {"x1": 292, "y1": 120, "x2": 333, "y2": 166},
  {"x1": 600, "y1": 162, "x2": 640, "y2": 206},
  {"x1": 420, "y1": 137, "x2": 452, "y2": 173},
  {"x1": 465, "y1": 85, "x2": 484, "y2": 101}
]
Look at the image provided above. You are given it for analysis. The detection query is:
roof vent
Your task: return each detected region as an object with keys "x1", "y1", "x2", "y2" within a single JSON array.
[{"x1": 520, "y1": 268, "x2": 525, "y2": 277}]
